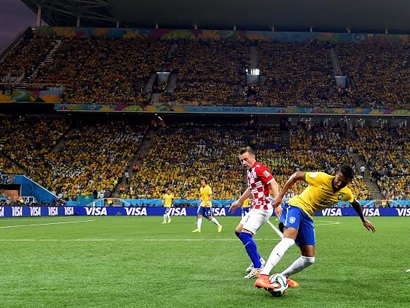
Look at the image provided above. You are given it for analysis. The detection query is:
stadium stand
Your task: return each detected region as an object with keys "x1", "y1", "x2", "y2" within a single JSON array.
[
  {"x1": 0, "y1": 26, "x2": 409, "y2": 205},
  {"x1": 0, "y1": 116, "x2": 389, "y2": 202},
  {"x1": 1, "y1": 30, "x2": 409, "y2": 108}
]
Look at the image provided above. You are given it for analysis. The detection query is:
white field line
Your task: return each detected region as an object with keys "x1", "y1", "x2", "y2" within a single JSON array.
[
  {"x1": 266, "y1": 220, "x2": 283, "y2": 238},
  {"x1": 267, "y1": 219, "x2": 341, "y2": 238},
  {"x1": 0, "y1": 238, "x2": 277, "y2": 242},
  {"x1": 0, "y1": 219, "x2": 95, "y2": 229},
  {"x1": 314, "y1": 220, "x2": 341, "y2": 226}
]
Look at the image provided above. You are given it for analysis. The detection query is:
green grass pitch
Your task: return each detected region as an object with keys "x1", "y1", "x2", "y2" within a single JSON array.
[{"x1": 0, "y1": 216, "x2": 409, "y2": 307}]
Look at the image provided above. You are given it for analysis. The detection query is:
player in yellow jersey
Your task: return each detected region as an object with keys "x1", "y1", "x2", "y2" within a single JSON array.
[
  {"x1": 255, "y1": 165, "x2": 376, "y2": 291},
  {"x1": 162, "y1": 189, "x2": 174, "y2": 224},
  {"x1": 241, "y1": 197, "x2": 251, "y2": 217},
  {"x1": 192, "y1": 178, "x2": 222, "y2": 233}
]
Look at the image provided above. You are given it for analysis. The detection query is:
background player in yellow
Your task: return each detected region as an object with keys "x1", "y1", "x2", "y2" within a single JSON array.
[
  {"x1": 192, "y1": 178, "x2": 222, "y2": 232},
  {"x1": 162, "y1": 188, "x2": 174, "y2": 224},
  {"x1": 241, "y1": 196, "x2": 251, "y2": 217}
]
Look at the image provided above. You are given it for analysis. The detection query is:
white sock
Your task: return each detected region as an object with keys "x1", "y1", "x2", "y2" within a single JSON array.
[
  {"x1": 281, "y1": 256, "x2": 315, "y2": 278},
  {"x1": 167, "y1": 213, "x2": 171, "y2": 222},
  {"x1": 260, "y1": 238, "x2": 295, "y2": 275},
  {"x1": 210, "y1": 217, "x2": 221, "y2": 227},
  {"x1": 163, "y1": 214, "x2": 167, "y2": 222},
  {"x1": 197, "y1": 217, "x2": 202, "y2": 230}
]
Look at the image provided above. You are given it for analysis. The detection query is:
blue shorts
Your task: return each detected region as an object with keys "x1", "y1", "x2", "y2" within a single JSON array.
[
  {"x1": 164, "y1": 207, "x2": 171, "y2": 214},
  {"x1": 197, "y1": 206, "x2": 213, "y2": 218},
  {"x1": 280, "y1": 202, "x2": 315, "y2": 246}
]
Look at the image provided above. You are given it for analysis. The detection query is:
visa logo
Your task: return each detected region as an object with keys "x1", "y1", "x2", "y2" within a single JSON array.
[
  {"x1": 168, "y1": 208, "x2": 187, "y2": 216},
  {"x1": 397, "y1": 208, "x2": 410, "y2": 216},
  {"x1": 12, "y1": 206, "x2": 23, "y2": 217},
  {"x1": 362, "y1": 208, "x2": 380, "y2": 216},
  {"x1": 213, "y1": 208, "x2": 226, "y2": 216},
  {"x1": 65, "y1": 207, "x2": 74, "y2": 216},
  {"x1": 85, "y1": 207, "x2": 107, "y2": 216},
  {"x1": 30, "y1": 207, "x2": 41, "y2": 216},
  {"x1": 48, "y1": 207, "x2": 58, "y2": 216},
  {"x1": 125, "y1": 207, "x2": 147, "y2": 216},
  {"x1": 321, "y1": 208, "x2": 342, "y2": 216}
]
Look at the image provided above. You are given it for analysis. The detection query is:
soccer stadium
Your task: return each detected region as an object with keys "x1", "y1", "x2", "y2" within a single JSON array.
[{"x1": 0, "y1": 1, "x2": 409, "y2": 307}]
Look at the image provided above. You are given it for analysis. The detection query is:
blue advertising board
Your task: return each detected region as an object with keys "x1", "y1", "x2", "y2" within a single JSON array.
[{"x1": 1, "y1": 206, "x2": 410, "y2": 218}]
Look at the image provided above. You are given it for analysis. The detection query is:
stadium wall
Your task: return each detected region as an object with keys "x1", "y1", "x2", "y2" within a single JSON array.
[
  {"x1": 65, "y1": 198, "x2": 410, "y2": 208},
  {"x1": 34, "y1": 27, "x2": 410, "y2": 43}
]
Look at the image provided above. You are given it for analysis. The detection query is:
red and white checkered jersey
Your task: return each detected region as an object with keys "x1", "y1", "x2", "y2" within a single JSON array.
[{"x1": 247, "y1": 162, "x2": 274, "y2": 210}]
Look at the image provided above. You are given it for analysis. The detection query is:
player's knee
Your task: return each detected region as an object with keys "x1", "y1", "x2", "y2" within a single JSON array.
[
  {"x1": 239, "y1": 231, "x2": 253, "y2": 245},
  {"x1": 302, "y1": 256, "x2": 315, "y2": 266}
]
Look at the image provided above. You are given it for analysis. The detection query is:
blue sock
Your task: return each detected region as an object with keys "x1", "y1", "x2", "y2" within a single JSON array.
[
  {"x1": 235, "y1": 231, "x2": 241, "y2": 239},
  {"x1": 239, "y1": 232, "x2": 261, "y2": 268}
]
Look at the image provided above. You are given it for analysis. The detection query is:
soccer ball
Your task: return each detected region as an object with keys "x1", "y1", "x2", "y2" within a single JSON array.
[{"x1": 268, "y1": 273, "x2": 289, "y2": 297}]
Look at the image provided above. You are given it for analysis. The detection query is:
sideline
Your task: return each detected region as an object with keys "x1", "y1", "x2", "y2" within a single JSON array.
[
  {"x1": 0, "y1": 238, "x2": 276, "y2": 242},
  {"x1": 0, "y1": 219, "x2": 95, "y2": 229}
]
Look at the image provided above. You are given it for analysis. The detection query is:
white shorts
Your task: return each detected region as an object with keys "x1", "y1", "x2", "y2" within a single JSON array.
[{"x1": 240, "y1": 208, "x2": 273, "y2": 235}]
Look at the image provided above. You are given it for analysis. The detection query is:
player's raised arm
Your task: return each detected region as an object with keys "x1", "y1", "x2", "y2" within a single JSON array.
[
  {"x1": 272, "y1": 171, "x2": 305, "y2": 207},
  {"x1": 350, "y1": 199, "x2": 376, "y2": 233}
]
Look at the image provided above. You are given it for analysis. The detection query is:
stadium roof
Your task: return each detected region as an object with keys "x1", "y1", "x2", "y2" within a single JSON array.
[{"x1": 21, "y1": 0, "x2": 410, "y2": 33}]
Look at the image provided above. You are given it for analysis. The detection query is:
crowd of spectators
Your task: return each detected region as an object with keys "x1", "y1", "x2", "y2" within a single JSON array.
[
  {"x1": 1, "y1": 116, "x2": 410, "y2": 203},
  {"x1": 256, "y1": 41, "x2": 340, "y2": 107},
  {"x1": 124, "y1": 120, "x2": 371, "y2": 200},
  {"x1": 337, "y1": 42, "x2": 410, "y2": 109},
  {"x1": 1, "y1": 34, "x2": 409, "y2": 109},
  {"x1": 163, "y1": 39, "x2": 249, "y2": 105},
  {"x1": 34, "y1": 37, "x2": 168, "y2": 105},
  {"x1": 354, "y1": 122, "x2": 410, "y2": 199},
  {"x1": 0, "y1": 34, "x2": 55, "y2": 81},
  {"x1": 0, "y1": 116, "x2": 69, "y2": 189},
  {"x1": 0, "y1": 116, "x2": 147, "y2": 202}
]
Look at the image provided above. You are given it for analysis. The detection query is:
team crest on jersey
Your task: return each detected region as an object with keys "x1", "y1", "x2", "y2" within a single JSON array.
[
  {"x1": 338, "y1": 194, "x2": 343, "y2": 200},
  {"x1": 263, "y1": 170, "x2": 270, "y2": 177},
  {"x1": 289, "y1": 216, "x2": 296, "y2": 224}
]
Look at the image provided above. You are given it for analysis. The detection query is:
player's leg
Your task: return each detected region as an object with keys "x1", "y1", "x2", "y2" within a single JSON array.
[
  {"x1": 162, "y1": 207, "x2": 168, "y2": 224},
  {"x1": 279, "y1": 245, "x2": 315, "y2": 288},
  {"x1": 241, "y1": 209, "x2": 272, "y2": 278},
  {"x1": 280, "y1": 217, "x2": 316, "y2": 287},
  {"x1": 235, "y1": 214, "x2": 260, "y2": 272},
  {"x1": 192, "y1": 207, "x2": 204, "y2": 232},
  {"x1": 167, "y1": 207, "x2": 172, "y2": 223},
  {"x1": 206, "y1": 208, "x2": 222, "y2": 232},
  {"x1": 196, "y1": 214, "x2": 203, "y2": 230},
  {"x1": 255, "y1": 205, "x2": 301, "y2": 289}
]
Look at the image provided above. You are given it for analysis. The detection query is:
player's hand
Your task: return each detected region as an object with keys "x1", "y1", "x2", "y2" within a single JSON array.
[
  {"x1": 363, "y1": 219, "x2": 376, "y2": 233},
  {"x1": 229, "y1": 201, "x2": 240, "y2": 213},
  {"x1": 272, "y1": 196, "x2": 283, "y2": 208},
  {"x1": 275, "y1": 204, "x2": 282, "y2": 219}
]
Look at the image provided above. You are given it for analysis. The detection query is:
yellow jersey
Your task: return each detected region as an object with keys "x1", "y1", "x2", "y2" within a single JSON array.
[
  {"x1": 288, "y1": 172, "x2": 354, "y2": 217},
  {"x1": 200, "y1": 185, "x2": 212, "y2": 207},
  {"x1": 162, "y1": 193, "x2": 174, "y2": 207},
  {"x1": 242, "y1": 198, "x2": 251, "y2": 208}
]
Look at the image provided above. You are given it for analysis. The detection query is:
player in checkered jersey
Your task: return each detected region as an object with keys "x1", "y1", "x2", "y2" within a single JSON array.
[{"x1": 229, "y1": 146, "x2": 281, "y2": 279}]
